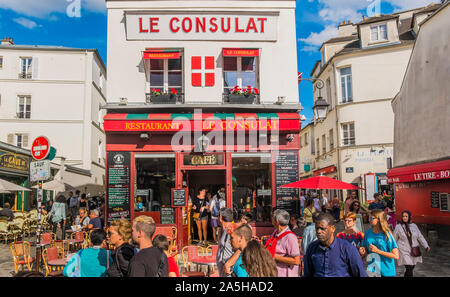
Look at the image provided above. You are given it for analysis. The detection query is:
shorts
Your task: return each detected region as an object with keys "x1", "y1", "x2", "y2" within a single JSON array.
[
  {"x1": 195, "y1": 215, "x2": 209, "y2": 222},
  {"x1": 211, "y1": 218, "x2": 219, "y2": 228}
]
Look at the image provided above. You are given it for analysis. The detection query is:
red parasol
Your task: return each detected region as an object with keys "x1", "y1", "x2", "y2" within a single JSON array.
[{"x1": 281, "y1": 176, "x2": 362, "y2": 190}]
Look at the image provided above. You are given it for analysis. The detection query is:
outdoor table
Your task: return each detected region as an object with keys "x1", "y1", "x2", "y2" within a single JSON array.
[
  {"x1": 47, "y1": 258, "x2": 68, "y2": 272},
  {"x1": 191, "y1": 256, "x2": 216, "y2": 277}
]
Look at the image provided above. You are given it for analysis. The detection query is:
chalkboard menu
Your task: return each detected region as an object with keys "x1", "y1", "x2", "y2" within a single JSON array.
[
  {"x1": 275, "y1": 151, "x2": 299, "y2": 211},
  {"x1": 106, "y1": 152, "x2": 131, "y2": 223},
  {"x1": 172, "y1": 188, "x2": 187, "y2": 207},
  {"x1": 431, "y1": 192, "x2": 440, "y2": 208},
  {"x1": 440, "y1": 193, "x2": 449, "y2": 212},
  {"x1": 161, "y1": 207, "x2": 175, "y2": 224}
]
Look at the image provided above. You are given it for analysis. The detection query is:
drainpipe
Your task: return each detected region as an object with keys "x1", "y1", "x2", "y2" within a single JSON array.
[{"x1": 333, "y1": 63, "x2": 343, "y2": 201}]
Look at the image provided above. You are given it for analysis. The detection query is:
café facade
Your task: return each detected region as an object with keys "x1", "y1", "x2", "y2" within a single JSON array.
[{"x1": 104, "y1": 0, "x2": 302, "y2": 250}]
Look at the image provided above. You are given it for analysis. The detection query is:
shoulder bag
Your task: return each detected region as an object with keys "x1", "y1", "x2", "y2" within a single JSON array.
[{"x1": 402, "y1": 224, "x2": 421, "y2": 257}]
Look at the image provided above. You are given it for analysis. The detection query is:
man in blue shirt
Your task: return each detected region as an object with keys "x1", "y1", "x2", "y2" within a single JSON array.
[
  {"x1": 304, "y1": 213, "x2": 367, "y2": 277},
  {"x1": 229, "y1": 224, "x2": 252, "y2": 277},
  {"x1": 368, "y1": 193, "x2": 386, "y2": 211},
  {"x1": 87, "y1": 209, "x2": 102, "y2": 229}
]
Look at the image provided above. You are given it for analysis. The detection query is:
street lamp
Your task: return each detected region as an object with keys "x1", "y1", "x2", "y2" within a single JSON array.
[{"x1": 300, "y1": 78, "x2": 330, "y2": 121}]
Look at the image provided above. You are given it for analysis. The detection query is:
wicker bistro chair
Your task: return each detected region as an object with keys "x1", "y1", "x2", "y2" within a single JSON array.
[
  {"x1": 40, "y1": 232, "x2": 56, "y2": 247},
  {"x1": 181, "y1": 245, "x2": 206, "y2": 275},
  {"x1": 0, "y1": 220, "x2": 15, "y2": 244},
  {"x1": 42, "y1": 246, "x2": 65, "y2": 277},
  {"x1": 10, "y1": 241, "x2": 35, "y2": 273},
  {"x1": 52, "y1": 240, "x2": 69, "y2": 258},
  {"x1": 205, "y1": 245, "x2": 219, "y2": 258},
  {"x1": 68, "y1": 231, "x2": 85, "y2": 251},
  {"x1": 10, "y1": 218, "x2": 26, "y2": 240}
]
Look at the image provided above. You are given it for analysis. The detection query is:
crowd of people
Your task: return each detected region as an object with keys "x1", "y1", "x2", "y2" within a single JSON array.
[{"x1": 22, "y1": 188, "x2": 430, "y2": 278}]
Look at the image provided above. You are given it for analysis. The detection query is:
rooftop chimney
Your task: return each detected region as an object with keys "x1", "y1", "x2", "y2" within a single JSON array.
[
  {"x1": 1, "y1": 37, "x2": 14, "y2": 45},
  {"x1": 338, "y1": 20, "x2": 357, "y2": 37}
]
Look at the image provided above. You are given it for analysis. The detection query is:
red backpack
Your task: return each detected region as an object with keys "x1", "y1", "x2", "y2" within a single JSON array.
[{"x1": 264, "y1": 230, "x2": 296, "y2": 257}]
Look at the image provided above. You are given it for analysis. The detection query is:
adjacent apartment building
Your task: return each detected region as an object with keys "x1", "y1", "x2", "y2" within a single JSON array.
[
  {"x1": 387, "y1": 3, "x2": 450, "y2": 235},
  {"x1": 302, "y1": 3, "x2": 443, "y2": 202},
  {"x1": 0, "y1": 38, "x2": 107, "y2": 194}
]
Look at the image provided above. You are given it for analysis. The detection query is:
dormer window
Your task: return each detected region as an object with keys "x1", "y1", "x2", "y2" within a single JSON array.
[{"x1": 370, "y1": 24, "x2": 387, "y2": 42}]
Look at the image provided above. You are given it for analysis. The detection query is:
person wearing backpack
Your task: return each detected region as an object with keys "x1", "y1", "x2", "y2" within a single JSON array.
[
  {"x1": 209, "y1": 187, "x2": 226, "y2": 243},
  {"x1": 265, "y1": 209, "x2": 300, "y2": 277}
]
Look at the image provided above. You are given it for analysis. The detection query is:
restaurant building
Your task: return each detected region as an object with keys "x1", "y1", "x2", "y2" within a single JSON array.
[
  {"x1": 387, "y1": 3, "x2": 450, "y2": 239},
  {"x1": 104, "y1": 0, "x2": 302, "y2": 249},
  {"x1": 0, "y1": 141, "x2": 32, "y2": 210}
]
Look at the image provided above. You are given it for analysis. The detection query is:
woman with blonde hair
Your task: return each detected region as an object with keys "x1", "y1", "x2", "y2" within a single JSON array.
[
  {"x1": 359, "y1": 209, "x2": 399, "y2": 277},
  {"x1": 107, "y1": 219, "x2": 136, "y2": 277},
  {"x1": 241, "y1": 240, "x2": 278, "y2": 277},
  {"x1": 337, "y1": 212, "x2": 364, "y2": 248}
]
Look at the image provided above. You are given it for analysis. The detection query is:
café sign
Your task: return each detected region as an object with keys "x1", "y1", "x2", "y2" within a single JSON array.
[
  {"x1": 184, "y1": 154, "x2": 224, "y2": 166},
  {"x1": 125, "y1": 11, "x2": 278, "y2": 41},
  {"x1": 0, "y1": 149, "x2": 30, "y2": 173}
]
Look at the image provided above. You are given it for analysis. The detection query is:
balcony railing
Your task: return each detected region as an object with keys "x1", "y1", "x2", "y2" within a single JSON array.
[
  {"x1": 145, "y1": 93, "x2": 184, "y2": 104},
  {"x1": 18, "y1": 72, "x2": 32, "y2": 79}
]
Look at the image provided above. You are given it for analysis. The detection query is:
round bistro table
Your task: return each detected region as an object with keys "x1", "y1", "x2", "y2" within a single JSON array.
[{"x1": 191, "y1": 256, "x2": 217, "y2": 277}]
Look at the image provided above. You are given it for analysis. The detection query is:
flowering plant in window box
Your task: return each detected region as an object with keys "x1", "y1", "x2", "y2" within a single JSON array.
[
  {"x1": 148, "y1": 88, "x2": 177, "y2": 104},
  {"x1": 228, "y1": 86, "x2": 258, "y2": 104}
]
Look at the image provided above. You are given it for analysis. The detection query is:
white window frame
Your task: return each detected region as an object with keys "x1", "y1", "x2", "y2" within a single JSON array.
[
  {"x1": 329, "y1": 129, "x2": 334, "y2": 150},
  {"x1": 17, "y1": 95, "x2": 31, "y2": 119},
  {"x1": 223, "y1": 56, "x2": 259, "y2": 93},
  {"x1": 370, "y1": 24, "x2": 388, "y2": 42},
  {"x1": 326, "y1": 77, "x2": 332, "y2": 110},
  {"x1": 147, "y1": 56, "x2": 183, "y2": 93},
  {"x1": 20, "y1": 57, "x2": 32, "y2": 79},
  {"x1": 16, "y1": 134, "x2": 28, "y2": 148},
  {"x1": 322, "y1": 134, "x2": 326, "y2": 155},
  {"x1": 341, "y1": 123, "x2": 355, "y2": 146},
  {"x1": 339, "y1": 67, "x2": 353, "y2": 103}
]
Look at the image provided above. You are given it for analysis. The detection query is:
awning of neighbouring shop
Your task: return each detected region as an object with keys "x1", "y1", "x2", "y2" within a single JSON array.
[
  {"x1": 387, "y1": 159, "x2": 450, "y2": 183},
  {"x1": 313, "y1": 165, "x2": 336, "y2": 176},
  {"x1": 103, "y1": 113, "x2": 300, "y2": 132},
  {"x1": 222, "y1": 48, "x2": 260, "y2": 57}
]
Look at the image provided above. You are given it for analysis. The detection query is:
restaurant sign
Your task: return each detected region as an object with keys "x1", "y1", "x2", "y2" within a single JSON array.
[
  {"x1": 0, "y1": 149, "x2": 30, "y2": 173},
  {"x1": 126, "y1": 12, "x2": 278, "y2": 41}
]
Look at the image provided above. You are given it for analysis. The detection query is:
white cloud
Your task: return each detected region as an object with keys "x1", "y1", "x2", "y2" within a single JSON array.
[
  {"x1": 298, "y1": 0, "x2": 439, "y2": 51},
  {"x1": 0, "y1": 0, "x2": 106, "y2": 18},
  {"x1": 299, "y1": 25, "x2": 338, "y2": 47},
  {"x1": 13, "y1": 17, "x2": 39, "y2": 29}
]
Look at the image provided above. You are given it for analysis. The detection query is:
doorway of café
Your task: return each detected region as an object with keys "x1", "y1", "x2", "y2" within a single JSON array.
[{"x1": 186, "y1": 170, "x2": 226, "y2": 246}]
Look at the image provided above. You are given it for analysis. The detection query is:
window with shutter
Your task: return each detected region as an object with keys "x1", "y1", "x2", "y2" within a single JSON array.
[
  {"x1": 322, "y1": 134, "x2": 326, "y2": 155},
  {"x1": 342, "y1": 123, "x2": 355, "y2": 146},
  {"x1": 22, "y1": 135, "x2": 29, "y2": 148},
  {"x1": 19, "y1": 57, "x2": 32, "y2": 79},
  {"x1": 17, "y1": 95, "x2": 31, "y2": 119},
  {"x1": 0, "y1": 56, "x2": 3, "y2": 69},
  {"x1": 7, "y1": 134, "x2": 14, "y2": 144},
  {"x1": 329, "y1": 129, "x2": 334, "y2": 150}
]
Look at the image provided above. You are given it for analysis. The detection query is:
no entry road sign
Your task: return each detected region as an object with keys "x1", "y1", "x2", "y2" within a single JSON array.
[{"x1": 31, "y1": 136, "x2": 50, "y2": 161}]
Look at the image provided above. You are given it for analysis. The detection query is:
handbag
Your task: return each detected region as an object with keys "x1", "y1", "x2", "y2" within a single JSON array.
[
  {"x1": 402, "y1": 224, "x2": 422, "y2": 257},
  {"x1": 192, "y1": 197, "x2": 204, "y2": 220}
]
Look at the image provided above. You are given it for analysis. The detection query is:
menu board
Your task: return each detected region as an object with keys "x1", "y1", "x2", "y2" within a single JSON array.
[
  {"x1": 172, "y1": 188, "x2": 187, "y2": 207},
  {"x1": 161, "y1": 207, "x2": 175, "y2": 224},
  {"x1": 275, "y1": 151, "x2": 299, "y2": 211},
  {"x1": 106, "y1": 152, "x2": 131, "y2": 223},
  {"x1": 440, "y1": 193, "x2": 449, "y2": 212},
  {"x1": 431, "y1": 192, "x2": 440, "y2": 208}
]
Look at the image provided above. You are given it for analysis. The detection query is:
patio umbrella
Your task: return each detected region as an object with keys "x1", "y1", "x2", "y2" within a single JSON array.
[
  {"x1": 31, "y1": 179, "x2": 76, "y2": 193},
  {"x1": 281, "y1": 176, "x2": 362, "y2": 190},
  {"x1": 0, "y1": 178, "x2": 32, "y2": 192},
  {"x1": 0, "y1": 189, "x2": 11, "y2": 194}
]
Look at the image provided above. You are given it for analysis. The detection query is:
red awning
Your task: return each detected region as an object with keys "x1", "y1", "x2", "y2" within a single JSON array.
[
  {"x1": 143, "y1": 51, "x2": 180, "y2": 59},
  {"x1": 313, "y1": 165, "x2": 336, "y2": 176},
  {"x1": 281, "y1": 176, "x2": 362, "y2": 190},
  {"x1": 223, "y1": 48, "x2": 260, "y2": 57},
  {"x1": 387, "y1": 159, "x2": 450, "y2": 183}
]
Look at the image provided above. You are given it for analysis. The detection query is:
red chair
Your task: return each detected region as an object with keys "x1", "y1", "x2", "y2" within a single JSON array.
[
  {"x1": 69, "y1": 231, "x2": 85, "y2": 251},
  {"x1": 10, "y1": 241, "x2": 35, "y2": 273},
  {"x1": 181, "y1": 245, "x2": 205, "y2": 276},
  {"x1": 206, "y1": 245, "x2": 218, "y2": 258},
  {"x1": 42, "y1": 246, "x2": 64, "y2": 277},
  {"x1": 40, "y1": 232, "x2": 55, "y2": 246}
]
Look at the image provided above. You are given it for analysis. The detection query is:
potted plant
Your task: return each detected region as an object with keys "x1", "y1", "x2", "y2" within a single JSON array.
[
  {"x1": 228, "y1": 86, "x2": 259, "y2": 104},
  {"x1": 150, "y1": 88, "x2": 177, "y2": 104}
]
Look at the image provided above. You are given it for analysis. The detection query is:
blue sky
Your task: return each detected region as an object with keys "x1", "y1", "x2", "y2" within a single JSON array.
[{"x1": 0, "y1": 0, "x2": 439, "y2": 124}]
